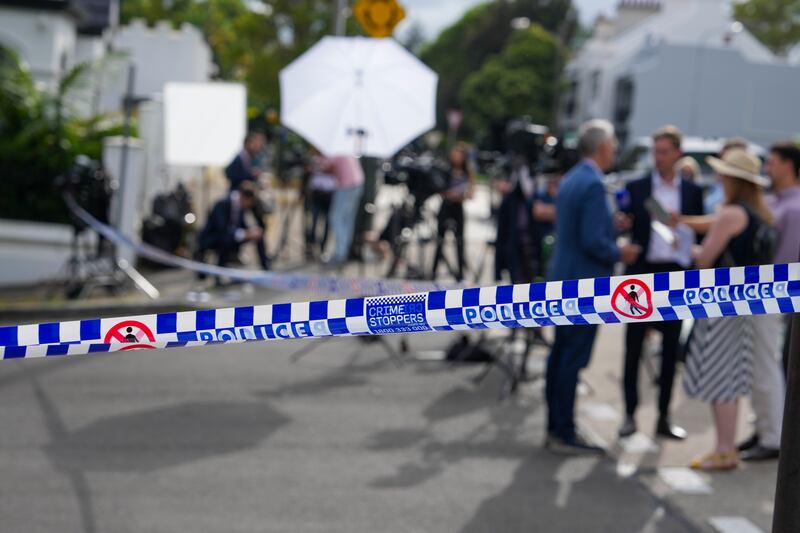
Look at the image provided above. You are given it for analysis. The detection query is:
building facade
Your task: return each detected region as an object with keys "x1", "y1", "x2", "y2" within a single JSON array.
[{"x1": 560, "y1": 0, "x2": 800, "y2": 148}]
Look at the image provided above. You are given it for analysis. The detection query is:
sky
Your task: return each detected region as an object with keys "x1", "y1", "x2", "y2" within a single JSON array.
[{"x1": 395, "y1": 0, "x2": 618, "y2": 41}]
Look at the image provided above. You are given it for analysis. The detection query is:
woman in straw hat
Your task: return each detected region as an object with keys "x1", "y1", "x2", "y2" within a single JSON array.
[{"x1": 681, "y1": 148, "x2": 773, "y2": 471}]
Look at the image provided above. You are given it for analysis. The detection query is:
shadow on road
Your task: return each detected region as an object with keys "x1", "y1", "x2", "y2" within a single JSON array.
[
  {"x1": 45, "y1": 401, "x2": 290, "y2": 473},
  {"x1": 458, "y1": 450, "x2": 692, "y2": 533},
  {"x1": 365, "y1": 380, "x2": 538, "y2": 489},
  {"x1": 30, "y1": 375, "x2": 289, "y2": 533}
]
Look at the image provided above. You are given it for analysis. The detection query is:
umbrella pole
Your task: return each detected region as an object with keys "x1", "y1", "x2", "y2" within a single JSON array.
[{"x1": 333, "y1": 0, "x2": 347, "y2": 35}]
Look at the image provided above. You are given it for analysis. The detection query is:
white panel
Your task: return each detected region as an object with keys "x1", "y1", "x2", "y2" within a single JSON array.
[{"x1": 164, "y1": 82, "x2": 246, "y2": 166}]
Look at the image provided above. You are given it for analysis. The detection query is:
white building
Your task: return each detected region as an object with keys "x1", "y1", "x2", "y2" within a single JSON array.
[
  {"x1": 560, "y1": 0, "x2": 800, "y2": 148},
  {"x1": 0, "y1": 0, "x2": 216, "y2": 285},
  {"x1": 99, "y1": 18, "x2": 215, "y2": 112},
  {"x1": 0, "y1": 1, "x2": 215, "y2": 115},
  {"x1": 0, "y1": 0, "x2": 116, "y2": 89}
]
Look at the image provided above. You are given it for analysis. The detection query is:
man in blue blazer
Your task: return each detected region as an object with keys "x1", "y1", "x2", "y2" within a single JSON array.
[{"x1": 546, "y1": 119, "x2": 641, "y2": 455}]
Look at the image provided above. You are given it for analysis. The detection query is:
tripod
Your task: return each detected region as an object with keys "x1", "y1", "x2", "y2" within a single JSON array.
[
  {"x1": 383, "y1": 196, "x2": 437, "y2": 280},
  {"x1": 48, "y1": 226, "x2": 159, "y2": 300},
  {"x1": 270, "y1": 187, "x2": 305, "y2": 264}
]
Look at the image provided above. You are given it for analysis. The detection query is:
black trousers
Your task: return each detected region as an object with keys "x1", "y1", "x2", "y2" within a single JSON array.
[
  {"x1": 217, "y1": 239, "x2": 270, "y2": 270},
  {"x1": 623, "y1": 262, "x2": 683, "y2": 419},
  {"x1": 432, "y1": 200, "x2": 465, "y2": 281},
  {"x1": 547, "y1": 324, "x2": 598, "y2": 441}
]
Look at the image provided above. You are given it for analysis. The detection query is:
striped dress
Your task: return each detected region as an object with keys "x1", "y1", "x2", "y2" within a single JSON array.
[
  {"x1": 683, "y1": 315, "x2": 754, "y2": 402},
  {"x1": 683, "y1": 202, "x2": 761, "y2": 403}
]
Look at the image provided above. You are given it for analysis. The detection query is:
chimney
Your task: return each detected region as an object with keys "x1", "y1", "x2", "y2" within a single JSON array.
[
  {"x1": 594, "y1": 14, "x2": 616, "y2": 41},
  {"x1": 615, "y1": 0, "x2": 661, "y2": 35}
]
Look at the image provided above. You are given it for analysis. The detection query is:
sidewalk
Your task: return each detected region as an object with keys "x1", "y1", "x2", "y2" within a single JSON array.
[{"x1": 572, "y1": 324, "x2": 779, "y2": 533}]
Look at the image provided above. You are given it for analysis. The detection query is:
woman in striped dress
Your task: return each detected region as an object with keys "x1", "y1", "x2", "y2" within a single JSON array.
[{"x1": 682, "y1": 149, "x2": 773, "y2": 471}]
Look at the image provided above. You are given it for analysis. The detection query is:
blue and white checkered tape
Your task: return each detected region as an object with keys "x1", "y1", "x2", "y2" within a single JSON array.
[
  {"x1": 1, "y1": 263, "x2": 799, "y2": 359},
  {"x1": 64, "y1": 194, "x2": 455, "y2": 297}
]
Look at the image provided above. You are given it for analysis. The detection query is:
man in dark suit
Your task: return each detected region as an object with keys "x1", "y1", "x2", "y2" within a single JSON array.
[
  {"x1": 225, "y1": 131, "x2": 266, "y2": 191},
  {"x1": 545, "y1": 120, "x2": 641, "y2": 455},
  {"x1": 196, "y1": 182, "x2": 270, "y2": 278},
  {"x1": 617, "y1": 126, "x2": 704, "y2": 440}
]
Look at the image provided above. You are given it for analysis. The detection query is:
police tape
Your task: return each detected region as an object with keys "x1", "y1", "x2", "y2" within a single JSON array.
[
  {"x1": 1, "y1": 263, "x2": 798, "y2": 359},
  {"x1": 64, "y1": 195, "x2": 456, "y2": 296}
]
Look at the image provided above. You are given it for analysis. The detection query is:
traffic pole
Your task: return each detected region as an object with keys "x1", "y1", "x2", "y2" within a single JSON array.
[{"x1": 772, "y1": 255, "x2": 800, "y2": 532}]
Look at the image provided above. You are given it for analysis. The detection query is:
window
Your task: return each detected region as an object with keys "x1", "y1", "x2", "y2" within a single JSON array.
[
  {"x1": 564, "y1": 79, "x2": 578, "y2": 118},
  {"x1": 590, "y1": 70, "x2": 601, "y2": 99},
  {"x1": 613, "y1": 76, "x2": 635, "y2": 147}
]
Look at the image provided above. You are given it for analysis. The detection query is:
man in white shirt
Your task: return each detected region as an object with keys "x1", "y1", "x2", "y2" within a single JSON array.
[{"x1": 617, "y1": 126, "x2": 705, "y2": 440}]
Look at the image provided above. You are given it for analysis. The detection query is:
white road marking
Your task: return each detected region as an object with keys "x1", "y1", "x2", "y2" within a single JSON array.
[
  {"x1": 554, "y1": 457, "x2": 600, "y2": 508},
  {"x1": 638, "y1": 507, "x2": 666, "y2": 533},
  {"x1": 658, "y1": 467, "x2": 712, "y2": 494},
  {"x1": 581, "y1": 403, "x2": 620, "y2": 422},
  {"x1": 414, "y1": 350, "x2": 447, "y2": 361},
  {"x1": 621, "y1": 433, "x2": 659, "y2": 454},
  {"x1": 708, "y1": 516, "x2": 764, "y2": 533},
  {"x1": 616, "y1": 461, "x2": 637, "y2": 478}
]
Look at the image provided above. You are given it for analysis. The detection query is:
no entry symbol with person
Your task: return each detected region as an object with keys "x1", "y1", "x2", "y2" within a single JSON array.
[
  {"x1": 103, "y1": 320, "x2": 156, "y2": 350},
  {"x1": 611, "y1": 279, "x2": 653, "y2": 320}
]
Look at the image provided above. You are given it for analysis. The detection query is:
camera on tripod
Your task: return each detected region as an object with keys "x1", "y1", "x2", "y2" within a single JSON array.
[
  {"x1": 55, "y1": 155, "x2": 112, "y2": 234},
  {"x1": 382, "y1": 151, "x2": 449, "y2": 209}
]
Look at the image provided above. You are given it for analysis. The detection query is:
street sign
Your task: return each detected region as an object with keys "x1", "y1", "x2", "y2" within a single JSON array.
[
  {"x1": 104, "y1": 320, "x2": 156, "y2": 350},
  {"x1": 353, "y1": 0, "x2": 406, "y2": 38},
  {"x1": 611, "y1": 279, "x2": 653, "y2": 320}
]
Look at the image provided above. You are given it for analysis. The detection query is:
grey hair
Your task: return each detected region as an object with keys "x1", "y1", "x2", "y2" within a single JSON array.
[{"x1": 577, "y1": 119, "x2": 615, "y2": 157}]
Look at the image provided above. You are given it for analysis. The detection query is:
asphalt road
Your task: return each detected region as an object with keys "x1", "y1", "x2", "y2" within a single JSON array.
[
  {"x1": 0, "y1": 327, "x2": 693, "y2": 533},
  {"x1": 0, "y1": 183, "x2": 781, "y2": 532}
]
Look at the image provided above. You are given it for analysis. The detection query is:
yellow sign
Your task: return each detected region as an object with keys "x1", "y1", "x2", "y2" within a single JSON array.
[{"x1": 353, "y1": 0, "x2": 406, "y2": 38}]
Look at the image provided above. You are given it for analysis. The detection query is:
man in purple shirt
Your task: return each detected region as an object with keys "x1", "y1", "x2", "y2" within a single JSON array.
[
  {"x1": 739, "y1": 142, "x2": 800, "y2": 461},
  {"x1": 768, "y1": 142, "x2": 800, "y2": 373},
  {"x1": 767, "y1": 143, "x2": 800, "y2": 265}
]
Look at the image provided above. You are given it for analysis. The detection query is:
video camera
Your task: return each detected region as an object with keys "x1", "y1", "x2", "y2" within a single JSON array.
[
  {"x1": 55, "y1": 155, "x2": 112, "y2": 233},
  {"x1": 381, "y1": 150, "x2": 449, "y2": 207}
]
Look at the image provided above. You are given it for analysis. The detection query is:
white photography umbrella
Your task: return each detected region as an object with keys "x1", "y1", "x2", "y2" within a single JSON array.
[{"x1": 279, "y1": 36, "x2": 438, "y2": 158}]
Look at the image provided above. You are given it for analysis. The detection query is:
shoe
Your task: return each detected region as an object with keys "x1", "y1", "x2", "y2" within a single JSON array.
[
  {"x1": 740, "y1": 445, "x2": 779, "y2": 462},
  {"x1": 544, "y1": 433, "x2": 605, "y2": 456},
  {"x1": 690, "y1": 450, "x2": 739, "y2": 471},
  {"x1": 737, "y1": 433, "x2": 759, "y2": 452},
  {"x1": 655, "y1": 417, "x2": 687, "y2": 440},
  {"x1": 618, "y1": 416, "x2": 637, "y2": 438}
]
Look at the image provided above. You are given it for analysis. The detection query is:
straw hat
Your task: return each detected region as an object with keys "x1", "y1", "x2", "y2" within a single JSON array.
[{"x1": 706, "y1": 149, "x2": 769, "y2": 187}]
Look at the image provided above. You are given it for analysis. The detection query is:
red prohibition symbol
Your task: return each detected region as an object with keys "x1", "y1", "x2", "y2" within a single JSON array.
[
  {"x1": 611, "y1": 279, "x2": 654, "y2": 320},
  {"x1": 104, "y1": 320, "x2": 157, "y2": 350}
]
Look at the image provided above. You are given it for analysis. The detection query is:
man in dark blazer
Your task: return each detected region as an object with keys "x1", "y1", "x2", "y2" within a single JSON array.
[
  {"x1": 545, "y1": 119, "x2": 641, "y2": 455},
  {"x1": 617, "y1": 126, "x2": 704, "y2": 440},
  {"x1": 197, "y1": 182, "x2": 270, "y2": 277},
  {"x1": 225, "y1": 131, "x2": 266, "y2": 191}
]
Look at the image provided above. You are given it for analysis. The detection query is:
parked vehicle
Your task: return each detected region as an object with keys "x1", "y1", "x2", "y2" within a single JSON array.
[{"x1": 612, "y1": 136, "x2": 766, "y2": 185}]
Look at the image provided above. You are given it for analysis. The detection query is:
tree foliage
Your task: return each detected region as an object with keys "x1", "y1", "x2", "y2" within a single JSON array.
[
  {"x1": 420, "y1": 0, "x2": 576, "y2": 128},
  {"x1": 733, "y1": 0, "x2": 800, "y2": 58},
  {"x1": 121, "y1": 0, "x2": 363, "y2": 107},
  {"x1": 459, "y1": 25, "x2": 564, "y2": 136},
  {"x1": 0, "y1": 47, "x2": 127, "y2": 223}
]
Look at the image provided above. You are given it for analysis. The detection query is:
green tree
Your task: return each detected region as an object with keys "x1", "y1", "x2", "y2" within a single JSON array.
[
  {"x1": 459, "y1": 25, "x2": 564, "y2": 137},
  {"x1": 121, "y1": 0, "x2": 363, "y2": 107},
  {"x1": 400, "y1": 21, "x2": 427, "y2": 54},
  {"x1": 734, "y1": 0, "x2": 800, "y2": 57},
  {"x1": 420, "y1": 0, "x2": 575, "y2": 127},
  {"x1": 0, "y1": 47, "x2": 127, "y2": 223}
]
